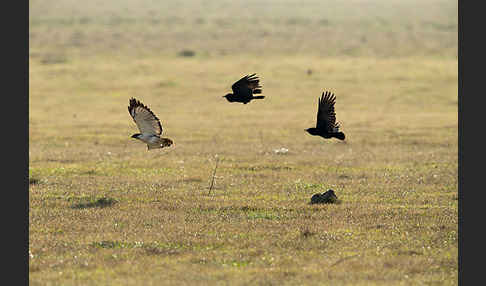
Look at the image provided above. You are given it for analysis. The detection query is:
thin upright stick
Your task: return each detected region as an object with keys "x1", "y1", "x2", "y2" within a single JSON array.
[{"x1": 208, "y1": 157, "x2": 219, "y2": 195}]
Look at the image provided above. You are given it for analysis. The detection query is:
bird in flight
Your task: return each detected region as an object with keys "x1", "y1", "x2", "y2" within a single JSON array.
[
  {"x1": 128, "y1": 98, "x2": 174, "y2": 150},
  {"x1": 223, "y1": 73, "x2": 264, "y2": 104},
  {"x1": 306, "y1": 91, "x2": 346, "y2": 140}
]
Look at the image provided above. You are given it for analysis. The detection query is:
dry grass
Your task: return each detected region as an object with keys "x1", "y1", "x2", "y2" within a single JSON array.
[{"x1": 29, "y1": 0, "x2": 457, "y2": 285}]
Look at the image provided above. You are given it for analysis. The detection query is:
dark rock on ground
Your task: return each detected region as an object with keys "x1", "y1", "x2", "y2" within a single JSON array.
[{"x1": 310, "y1": 189, "x2": 338, "y2": 204}]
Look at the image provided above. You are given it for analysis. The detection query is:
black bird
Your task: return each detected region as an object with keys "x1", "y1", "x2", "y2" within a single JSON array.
[
  {"x1": 306, "y1": 91, "x2": 345, "y2": 140},
  {"x1": 223, "y1": 73, "x2": 264, "y2": 104}
]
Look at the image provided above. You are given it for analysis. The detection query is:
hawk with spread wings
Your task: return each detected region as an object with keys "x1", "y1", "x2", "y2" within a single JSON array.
[
  {"x1": 223, "y1": 73, "x2": 264, "y2": 104},
  {"x1": 305, "y1": 91, "x2": 345, "y2": 140},
  {"x1": 128, "y1": 98, "x2": 174, "y2": 150}
]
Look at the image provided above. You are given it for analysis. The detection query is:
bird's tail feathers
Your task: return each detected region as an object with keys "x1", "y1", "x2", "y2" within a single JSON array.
[
  {"x1": 252, "y1": 95, "x2": 265, "y2": 99},
  {"x1": 147, "y1": 137, "x2": 174, "y2": 150},
  {"x1": 161, "y1": 137, "x2": 174, "y2": 145},
  {"x1": 333, "y1": 132, "x2": 345, "y2": 140},
  {"x1": 253, "y1": 89, "x2": 263, "y2": 94}
]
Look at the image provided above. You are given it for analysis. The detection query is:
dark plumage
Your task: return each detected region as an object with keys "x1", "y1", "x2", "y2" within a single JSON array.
[
  {"x1": 306, "y1": 91, "x2": 345, "y2": 140},
  {"x1": 223, "y1": 73, "x2": 264, "y2": 104}
]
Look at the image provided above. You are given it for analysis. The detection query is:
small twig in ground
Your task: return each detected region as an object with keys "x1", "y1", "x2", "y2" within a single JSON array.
[
  {"x1": 259, "y1": 131, "x2": 265, "y2": 149},
  {"x1": 330, "y1": 254, "x2": 360, "y2": 267},
  {"x1": 208, "y1": 156, "x2": 220, "y2": 195}
]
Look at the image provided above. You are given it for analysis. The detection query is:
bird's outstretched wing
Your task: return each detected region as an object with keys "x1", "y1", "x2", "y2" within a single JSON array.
[
  {"x1": 316, "y1": 91, "x2": 340, "y2": 132},
  {"x1": 128, "y1": 98, "x2": 163, "y2": 135},
  {"x1": 231, "y1": 73, "x2": 262, "y2": 96}
]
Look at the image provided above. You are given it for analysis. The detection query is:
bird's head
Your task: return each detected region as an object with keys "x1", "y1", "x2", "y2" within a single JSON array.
[
  {"x1": 305, "y1": 128, "x2": 318, "y2": 135},
  {"x1": 223, "y1": 93, "x2": 235, "y2": 102},
  {"x1": 131, "y1": 133, "x2": 141, "y2": 139}
]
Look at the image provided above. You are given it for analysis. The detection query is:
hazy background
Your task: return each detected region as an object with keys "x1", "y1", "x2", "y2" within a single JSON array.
[{"x1": 30, "y1": 0, "x2": 457, "y2": 58}]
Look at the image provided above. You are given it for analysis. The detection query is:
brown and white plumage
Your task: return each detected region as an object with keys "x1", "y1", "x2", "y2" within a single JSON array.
[{"x1": 128, "y1": 98, "x2": 173, "y2": 150}]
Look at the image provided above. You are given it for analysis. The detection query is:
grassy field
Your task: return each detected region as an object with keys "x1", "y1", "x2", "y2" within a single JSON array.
[{"x1": 29, "y1": 0, "x2": 458, "y2": 285}]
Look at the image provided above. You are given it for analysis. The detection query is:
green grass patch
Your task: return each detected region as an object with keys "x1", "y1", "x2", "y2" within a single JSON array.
[{"x1": 70, "y1": 196, "x2": 118, "y2": 209}]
